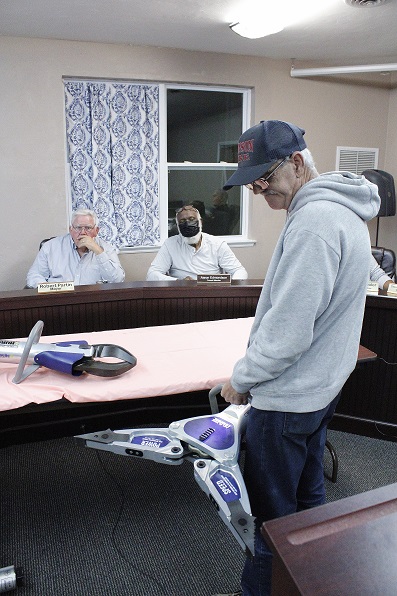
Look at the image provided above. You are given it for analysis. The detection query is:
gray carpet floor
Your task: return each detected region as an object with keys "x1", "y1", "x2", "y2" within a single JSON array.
[{"x1": 1, "y1": 429, "x2": 397, "y2": 595}]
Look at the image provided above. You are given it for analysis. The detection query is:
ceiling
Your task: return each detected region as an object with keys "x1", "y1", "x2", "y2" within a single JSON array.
[{"x1": 1, "y1": 0, "x2": 397, "y2": 68}]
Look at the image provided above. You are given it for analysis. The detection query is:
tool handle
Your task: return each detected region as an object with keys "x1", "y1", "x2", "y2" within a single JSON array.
[{"x1": 209, "y1": 383, "x2": 224, "y2": 414}]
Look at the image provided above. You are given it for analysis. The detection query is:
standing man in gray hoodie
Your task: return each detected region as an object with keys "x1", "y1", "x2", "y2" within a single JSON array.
[{"x1": 217, "y1": 120, "x2": 380, "y2": 596}]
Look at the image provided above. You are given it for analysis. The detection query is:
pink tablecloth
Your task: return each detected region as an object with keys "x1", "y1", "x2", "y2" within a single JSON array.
[{"x1": 0, "y1": 318, "x2": 253, "y2": 412}]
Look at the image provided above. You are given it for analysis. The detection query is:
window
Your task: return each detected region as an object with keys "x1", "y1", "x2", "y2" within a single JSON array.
[
  {"x1": 164, "y1": 86, "x2": 251, "y2": 243},
  {"x1": 64, "y1": 80, "x2": 251, "y2": 250}
]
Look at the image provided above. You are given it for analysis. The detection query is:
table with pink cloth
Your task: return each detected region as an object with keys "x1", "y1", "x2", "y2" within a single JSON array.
[{"x1": 0, "y1": 317, "x2": 253, "y2": 414}]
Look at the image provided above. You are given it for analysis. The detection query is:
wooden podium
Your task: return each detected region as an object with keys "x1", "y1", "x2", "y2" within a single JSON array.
[{"x1": 261, "y1": 482, "x2": 397, "y2": 595}]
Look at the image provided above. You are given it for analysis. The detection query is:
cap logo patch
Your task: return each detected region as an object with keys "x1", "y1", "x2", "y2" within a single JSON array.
[{"x1": 238, "y1": 138, "x2": 254, "y2": 162}]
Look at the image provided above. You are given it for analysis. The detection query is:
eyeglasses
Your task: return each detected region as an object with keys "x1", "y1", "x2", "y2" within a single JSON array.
[
  {"x1": 175, "y1": 205, "x2": 200, "y2": 224},
  {"x1": 245, "y1": 157, "x2": 289, "y2": 191},
  {"x1": 71, "y1": 225, "x2": 95, "y2": 232},
  {"x1": 175, "y1": 205, "x2": 199, "y2": 214}
]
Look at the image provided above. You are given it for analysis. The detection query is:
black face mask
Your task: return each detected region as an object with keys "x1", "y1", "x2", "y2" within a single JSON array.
[{"x1": 178, "y1": 220, "x2": 201, "y2": 238}]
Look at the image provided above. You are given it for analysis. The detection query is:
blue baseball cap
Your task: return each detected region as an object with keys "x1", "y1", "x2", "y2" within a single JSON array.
[{"x1": 223, "y1": 120, "x2": 306, "y2": 190}]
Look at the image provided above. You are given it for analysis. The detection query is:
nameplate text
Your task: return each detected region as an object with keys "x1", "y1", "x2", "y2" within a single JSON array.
[
  {"x1": 37, "y1": 281, "x2": 75, "y2": 293},
  {"x1": 366, "y1": 281, "x2": 378, "y2": 294},
  {"x1": 197, "y1": 274, "x2": 231, "y2": 284},
  {"x1": 386, "y1": 282, "x2": 397, "y2": 296}
]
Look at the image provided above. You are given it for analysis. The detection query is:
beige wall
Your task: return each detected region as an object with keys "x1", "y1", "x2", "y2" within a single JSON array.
[
  {"x1": 383, "y1": 87, "x2": 397, "y2": 250},
  {"x1": 0, "y1": 36, "x2": 394, "y2": 290}
]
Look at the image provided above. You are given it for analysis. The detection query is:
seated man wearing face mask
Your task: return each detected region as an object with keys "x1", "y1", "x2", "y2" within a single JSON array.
[{"x1": 146, "y1": 204, "x2": 248, "y2": 281}]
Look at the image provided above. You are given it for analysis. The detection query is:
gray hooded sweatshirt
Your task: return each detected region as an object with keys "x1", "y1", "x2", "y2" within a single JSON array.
[{"x1": 231, "y1": 172, "x2": 380, "y2": 413}]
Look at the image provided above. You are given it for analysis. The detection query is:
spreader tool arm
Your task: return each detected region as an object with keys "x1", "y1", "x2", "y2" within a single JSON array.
[{"x1": 76, "y1": 386, "x2": 256, "y2": 557}]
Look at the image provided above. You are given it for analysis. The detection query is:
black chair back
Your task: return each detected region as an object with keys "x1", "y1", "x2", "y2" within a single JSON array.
[
  {"x1": 39, "y1": 237, "x2": 55, "y2": 250},
  {"x1": 362, "y1": 169, "x2": 396, "y2": 217},
  {"x1": 371, "y1": 246, "x2": 396, "y2": 280}
]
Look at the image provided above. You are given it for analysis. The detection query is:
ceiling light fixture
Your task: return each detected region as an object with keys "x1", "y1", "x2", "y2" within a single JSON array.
[
  {"x1": 344, "y1": 0, "x2": 387, "y2": 6},
  {"x1": 291, "y1": 63, "x2": 397, "y2": 77},
  {"x1": 229, "y1": 20, "x2": 284, "y2": 39}
]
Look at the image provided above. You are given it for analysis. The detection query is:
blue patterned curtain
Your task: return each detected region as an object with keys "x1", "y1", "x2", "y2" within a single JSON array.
[{"x1": 64, "y1": 81, "x2": 160, "y2": 248}]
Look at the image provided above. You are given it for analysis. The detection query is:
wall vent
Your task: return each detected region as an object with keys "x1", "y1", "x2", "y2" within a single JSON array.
[{"x1": 336, "y1": 147, "x2": 379, "y2": 174}]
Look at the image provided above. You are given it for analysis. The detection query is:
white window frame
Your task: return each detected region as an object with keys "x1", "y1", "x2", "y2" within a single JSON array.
[
  {"x1": 158, "y1": 83, "x2": 254, "y2": 250},
  {"x1": 63, "y1": 79, "x2": 253, "y2": 253}
]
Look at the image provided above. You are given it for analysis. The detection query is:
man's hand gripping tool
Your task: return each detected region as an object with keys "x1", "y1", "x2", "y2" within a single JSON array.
[
  {"x1": 76, "y1": 385, "x2": 256, "y2": 557},
  {"x1": 0, "y1": 321, "x2": 137, "y2": 384}
]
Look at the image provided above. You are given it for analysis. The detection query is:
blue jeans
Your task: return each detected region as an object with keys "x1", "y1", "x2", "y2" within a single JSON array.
[{"x1": 241, "y1": 393, "x2": 341, "y2": 596}]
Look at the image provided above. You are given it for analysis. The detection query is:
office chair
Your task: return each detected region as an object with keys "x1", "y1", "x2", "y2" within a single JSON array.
[{"x1": 39, "y1": 237, "x2": 55, "y2": 250}]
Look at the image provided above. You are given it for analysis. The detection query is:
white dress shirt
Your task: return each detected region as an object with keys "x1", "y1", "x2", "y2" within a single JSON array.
[
  {"x1": 146, "y1": 232, "x2": 248, "y2": 281},
  {"x1": 370, "y1": 254, "x2": 392, "y2": 289}
]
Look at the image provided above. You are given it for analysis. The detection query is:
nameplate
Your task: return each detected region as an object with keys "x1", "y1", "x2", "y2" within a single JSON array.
[
  {"x1": 37, "y1": 281, "x2": 75, "y2": 294},
  {"x1": 386, "y1": 282, "x2": 397, "y2": 296},
  {"x1": 366, "y1": 281, "x2": 379, "y2": 294},
  {"x1": 197, "y1": 274, "x2": 231, "y2": 284}
]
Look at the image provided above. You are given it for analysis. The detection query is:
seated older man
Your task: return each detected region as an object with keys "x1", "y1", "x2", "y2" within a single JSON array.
[
  {"x1": 370, "y1": 254, "x2": 393, "y2": 291},
  {"x1": 26, "y1": 208, "x2": 125, "y2": 288},
  {"x1": 146, "y1": 204, "x2": 248, "y2": 281}
]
